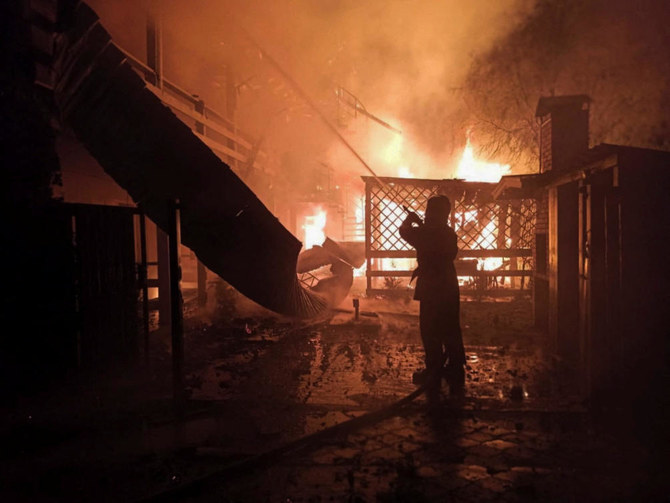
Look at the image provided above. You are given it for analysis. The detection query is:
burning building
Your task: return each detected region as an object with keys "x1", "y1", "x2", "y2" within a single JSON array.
[
  {"x1": 361, "y1": 93, "x2": 670, "y2": 415},
  {"x1": 5, "y1": 0, "x2": 367, "y2": 385},
  {"x1": 3, "y1": 1, "x2": 670, "y2": 500}
]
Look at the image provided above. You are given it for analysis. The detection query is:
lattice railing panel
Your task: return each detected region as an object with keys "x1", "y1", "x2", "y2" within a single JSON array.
[
  {"x1": 369, "y1": 181, "x2": 443, "y2": 252},
  {"x1": 363, "y1": 176, "x2": 538, "y2": 292},
  {"x1": 451, "y1": 200, "x2": 501, "y2": 250},
  {"x1": 515, "y1": 199, "x2": 537, "y2": 250}
]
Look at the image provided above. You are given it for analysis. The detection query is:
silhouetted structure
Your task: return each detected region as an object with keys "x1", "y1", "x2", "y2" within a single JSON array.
[
  {"x1": 495, "y1": 96, "x2": 670, "y2": 438},
  {"x1": 2, "y1": 0, "x2": 363, "y2": 396}
]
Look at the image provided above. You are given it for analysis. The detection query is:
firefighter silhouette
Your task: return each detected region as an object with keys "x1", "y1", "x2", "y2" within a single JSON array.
[{"x1": 399, "y1": 195, "x2": 465, "y2": 390}]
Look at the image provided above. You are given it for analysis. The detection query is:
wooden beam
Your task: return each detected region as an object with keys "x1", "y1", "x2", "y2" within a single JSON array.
[
  {"x1": 367, "y1": 248, "x2": 532, "y2": 259},
  {"x1": 367, "y1": 270, "x2": 533, "y2": 278},
  {"x1": 460, "y1": 249, "x2": 532, "y2": 258}
]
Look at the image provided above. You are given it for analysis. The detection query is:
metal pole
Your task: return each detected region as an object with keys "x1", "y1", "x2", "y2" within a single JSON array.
[
  {"x1": 139, "y1": 212, "x2": 150, "y2": 366},
  {"x1": 168, "y1": 199, "x2": 184, "y2": 409}
]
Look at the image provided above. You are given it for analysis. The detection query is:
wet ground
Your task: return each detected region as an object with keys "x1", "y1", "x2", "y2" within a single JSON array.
[{"x1": 1, "y1": 289, "x2": 666, "y2": 502}]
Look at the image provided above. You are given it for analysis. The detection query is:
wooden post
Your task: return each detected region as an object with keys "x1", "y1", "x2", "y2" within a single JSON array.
[
  {"x1": 156, "y1": 227, "x2": 170, "y2": 327},
  {"x1": 224, "y1": 65, "x2": 237, "y2": 168},
  {"x1": 139, "y1": 212, "x2": 150, "y2": 366},
  {"x1": 496, "y1": 203, "x2": 509, "y2": 287},
  {"x1": 71, "y1": 212, "x2": 82, "y2": 368},
  {"x1": 533, "y1": 193, "x2": 550, "y2": 330},
  {"x1": 578, "y1": 180, "x2": 591, "y2": 397},
  {"x1": 510, "y1": 201, "x2": 521, "y2": 289},
  {"x1": 168, "y1": 200, "x2": 185, "y2": 409},
  {"x1": 146, "y1": 1, "x2": 162, "y2": 88},
  {"x1": 604, "y1": 182, "x2": 623, "y2": 394},
  {"x1": 365, "y1": 180, "x2": 372, "y2": 295},
  {"x1": 496, "y1": 203, "x2": 508, "y2": 249}
]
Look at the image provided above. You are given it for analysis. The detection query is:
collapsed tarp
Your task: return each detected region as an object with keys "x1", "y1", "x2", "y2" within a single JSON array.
[
  {"x1": 51, "y1": 2, "x2": 350, "y2": 317},
  {"x1": 296, "y1": 239, "x2": 366, "y2": 274}
]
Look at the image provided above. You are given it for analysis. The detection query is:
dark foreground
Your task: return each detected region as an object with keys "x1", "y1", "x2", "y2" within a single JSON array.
[{"x1": 1, "y1": 294, "x2": 666, "y2": 502}]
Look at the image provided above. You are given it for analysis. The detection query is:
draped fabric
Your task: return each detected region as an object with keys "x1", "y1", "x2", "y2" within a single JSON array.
[{"x1": 52, "y1": 2, "x2": 340, "y2": 317}]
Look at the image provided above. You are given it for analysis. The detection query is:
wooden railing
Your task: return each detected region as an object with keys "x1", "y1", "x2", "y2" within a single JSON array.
[
  {"x1": 27, "y1": 2, "x2": 266, "y2": 175},
  {"x1": 362, "y1": 176, "x2": 537, "y2": 295},
  {"x1": 118, "y1": 46, "x2": 266, "y2": 173}
]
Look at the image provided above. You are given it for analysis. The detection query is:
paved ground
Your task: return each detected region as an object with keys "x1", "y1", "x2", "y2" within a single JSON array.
[{"x1": 1, "y1": 291, "x2": 666, "y2": 501}]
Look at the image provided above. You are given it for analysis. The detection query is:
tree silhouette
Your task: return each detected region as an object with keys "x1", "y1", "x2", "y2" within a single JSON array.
[{"x1": 461, "y1": 0, "x2": 670, "y2": 171}]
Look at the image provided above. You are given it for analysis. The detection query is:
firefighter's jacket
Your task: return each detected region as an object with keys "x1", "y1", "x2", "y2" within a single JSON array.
[{"x1": 399, "y1": 216, "x2": 459, "y2": 302}]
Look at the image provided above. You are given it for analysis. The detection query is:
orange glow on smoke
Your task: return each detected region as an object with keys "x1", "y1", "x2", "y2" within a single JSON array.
[
  {"x1": 456, "y1": 137, "x2": 510, "y2": 183},
  {"x1": 354, "y1": 196, "x2": 365, "y2": 226},
  {"x1": 380, "y1": 133, "x2": 404, "y2": 167}
]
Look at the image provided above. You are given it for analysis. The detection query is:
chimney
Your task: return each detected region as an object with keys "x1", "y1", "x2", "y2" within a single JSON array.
[{"x1": 535, "y1": 95, "x2": 590, "y2": 173}]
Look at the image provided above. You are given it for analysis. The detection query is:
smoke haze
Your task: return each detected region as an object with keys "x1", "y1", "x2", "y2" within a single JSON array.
[
  {"x1": 87, "y1": 0, "x2": 670, "y2": 180},
  {"x1": 89, "y1": 0, "x2": 535, "y2": 179}
]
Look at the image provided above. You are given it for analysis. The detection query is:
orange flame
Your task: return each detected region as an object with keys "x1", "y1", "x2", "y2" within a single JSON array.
[
  {"x1": 303, "y1": 208, "x2": 326, "y2": 249},
  {"x1": 456, "y1": 138, "x2": 510, "y2": 183}
]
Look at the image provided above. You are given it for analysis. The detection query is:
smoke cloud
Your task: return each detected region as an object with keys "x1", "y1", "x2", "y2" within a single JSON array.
[
  {"x1": 463, "y1": 0, "x2": 670, "y2": 170},
  {"x1": 85, "y1": 0, "x2": 670, "y2": 181},
  {"x1": 89, "y1": 0, "x2": 536, "y2": 180}
]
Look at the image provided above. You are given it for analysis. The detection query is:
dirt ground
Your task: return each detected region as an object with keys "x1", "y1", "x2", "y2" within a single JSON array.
[{"x1": 1, "y1": 283, "x2": 666, "y2": 502}]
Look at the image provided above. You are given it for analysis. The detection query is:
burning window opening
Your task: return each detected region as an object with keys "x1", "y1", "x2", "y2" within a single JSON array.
[{"x1": 302, "y1": 208, "x2": 327, "y2": 250}]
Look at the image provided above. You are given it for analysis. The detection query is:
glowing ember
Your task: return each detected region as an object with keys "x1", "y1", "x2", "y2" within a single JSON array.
[
  {"x1": 456, "y1": 138, "x2": 510, "y2": 183},
  {"x1": 303, "y1": 208, "x2": 326, "y2": 249}
]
